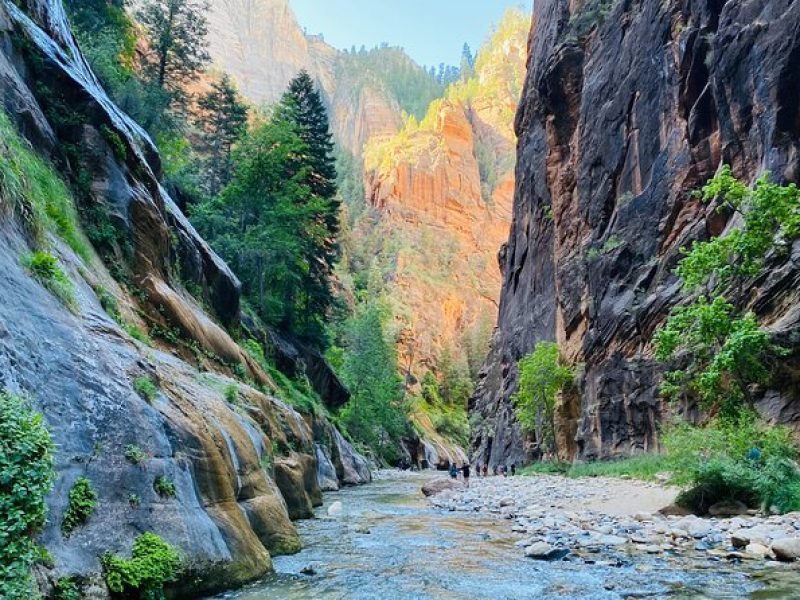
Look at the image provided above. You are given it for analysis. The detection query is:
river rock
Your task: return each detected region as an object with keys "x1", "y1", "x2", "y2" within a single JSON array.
[
  {"x1": 708, "y1": 500, "x2": 749, "y2": 517},
  {"x1": 771, "y1": 538, "x2": 800, "y2": 562},
  {"x1": 731, "y1": 531, "x2": 750, "y2": 549},
  {"x1": 659, "y1": 503, "x2": 694, "y2": 517},
  {"x1": 422, "y1": 479, "x2": 464, "y2": 497},
  {"x1": 745, "y1": 543, "x2": 771, "y2": 558},
  {"x1": 327, "y1": 501, "x2": 343, "y2": 517},
  {"x1": 524, "y1": 542, "x2": 569, "y2": 561}
]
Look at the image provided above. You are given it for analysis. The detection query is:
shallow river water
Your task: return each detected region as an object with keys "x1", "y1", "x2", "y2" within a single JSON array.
[{"x1": 215, "y1": 472, "x2": 800, "y2": 600}]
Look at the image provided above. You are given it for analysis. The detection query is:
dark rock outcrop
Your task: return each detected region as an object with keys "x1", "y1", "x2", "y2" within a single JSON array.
[{"x1": 471, "y1": 0, "x2": 800, "y2": 466}]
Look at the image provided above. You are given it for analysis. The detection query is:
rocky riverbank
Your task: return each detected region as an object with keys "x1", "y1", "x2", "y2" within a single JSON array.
[{"x1": 426, "y1": 475, "x2": 800, "y2": 565}]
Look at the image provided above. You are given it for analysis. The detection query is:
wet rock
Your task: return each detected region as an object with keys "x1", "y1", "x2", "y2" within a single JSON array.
[
  {"x1": 708, "y1": 500, "x2": 749, "y2": 517},
  {"x1": 596, "y1": 535, "x2": 628, "y2": 546},
  {"x1": 745, "y1": 543, "x2": 771, "y2": 559},
  {"x1": 421, "y1": 479, "x2": 463, "y2": 497},
  {"x1": 771, "y1": 538, "x2": 800, "y2": 562},
  {"x1": 327, "y1": 501, "x2": 343, "y2": 517},
  {"x1": 525, "y1": 542, "x2": 569, "y2": 561},
  {"x1": 300, "y1": 565, "x2": 316, "y2": 576},
  {"x1": 731, "y1": 531, "x2": 751, "y2": 549}
]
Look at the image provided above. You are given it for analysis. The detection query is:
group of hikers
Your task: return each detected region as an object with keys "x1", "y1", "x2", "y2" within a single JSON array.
[{"x1": 448, "y1": 461, "x2": 516, "y2": 487}]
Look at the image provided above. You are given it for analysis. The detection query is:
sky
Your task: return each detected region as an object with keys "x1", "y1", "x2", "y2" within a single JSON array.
[{"x1": 290, "y1": 0, "x2": 531, "y2": 68}]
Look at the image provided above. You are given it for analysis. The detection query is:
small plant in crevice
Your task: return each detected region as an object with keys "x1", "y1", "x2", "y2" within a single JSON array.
[
  {"x1": 133, "y1": 376, "x2": 158, "y2": 403},
  {"x1": 53, "y1": 576, "x2": 81, "y2": 600},
  {"x1": 102, "y1": 532, "x2": 181, "y2": 600},
  {"x1": 61, "y1": 477, "x2": 97, "y2": 536},
  {"x1": 224, "y1": 384, "x2": 239, "y2": 405},
  {"x1": 100, "y1": 124, "x2": 127, "y2": 161},
  {"x1": 128, "y1": 493, "x2": 142, "y2": 508},
  {"x1": 23, "y1": 251, "x2": 77, "y2": 310},
  {"x1": 153, "y1": 476, "x2": 177, "y2": 498},
  {"x1": 124, "y1": 444, "x2": 147, "y2": 466},
  {"x1": 123, "y1": 322, "x2": 151, "y2": 344}
]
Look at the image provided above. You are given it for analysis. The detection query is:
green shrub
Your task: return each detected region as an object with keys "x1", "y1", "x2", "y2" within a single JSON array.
[
  {"x1": 128, "y1": 493, "x2": 142, "y2": 508},
  {"x1": 102, "y1": 532, "x2": 181, "y2": 599},
  {"x1": 124, "y1": 444, "x2": 147, "y2": 465},
  {"x1": 431, "y1": 410, "x2": 470, "y2": 448},
  {"x1": 54, "y1": 576, "x2": 81, "y2": 600},
  {"x1": 153, "y1": 476, "x2": 176, "y2": 498},
  {"x1": 224, "y1": 384, "x2": 239, "y2": 405},
  {"x1": 94, "y1": 284, "x2": 121, "y2": 321},
  {"x1": 512, "y1": 342, "x2": 574, "y2": 454},
  {"x1": 663, "y1": 412, "x2": 800, "y2": 514},
  {"x1": 0, "y1": 391, "x2": 55, "y2": 599},
  {"x1": 62, "y1": 477, "x2": 97, "y2": 536},
  {"x1": 123, "y1": 322, "x2": 151, "y2": 344},
  {"x1": 23, "y1": 251, "x2": 77, "y2": 310},
  {"x1": 133, "y1": 376, "x2": 158, "y2": 403}
]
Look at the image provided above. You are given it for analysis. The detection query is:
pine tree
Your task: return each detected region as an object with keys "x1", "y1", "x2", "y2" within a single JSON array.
[
  {"x1": 460, "y1": 43, "x2": 475, "y2": 81},
  {"x1": 195, "y1": 74, "x2": 248, "y2": 196},
  {"x1": 277, "y1": 71, "x2": 340, "y2": 332},
  {"x1": 137, "y1": 0, "x2": 210, "y2": 95}
]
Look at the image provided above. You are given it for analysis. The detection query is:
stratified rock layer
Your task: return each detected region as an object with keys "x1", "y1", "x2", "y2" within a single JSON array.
[{"x1": 471, "y1": 0, "x2": 800, "y2": 466}]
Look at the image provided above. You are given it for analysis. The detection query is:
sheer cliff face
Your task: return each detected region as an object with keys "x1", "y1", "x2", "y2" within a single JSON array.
[
  {"x1": 206, "y1": 0, "x2": 400, "y2": 152},
  {"x1": 471, "y1": 0, "x2": 800, "y2": 466},
  {"x1": 0, "y1": 2, "x2": 368, "y2": 596},
  {"x1": 363, "y1": 11, "x2": 528, "y2": 376}
]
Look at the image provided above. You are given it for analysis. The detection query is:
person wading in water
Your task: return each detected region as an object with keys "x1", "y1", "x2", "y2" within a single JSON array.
[{"x1": 462, "y1": 463, "x2": 471, "y2": 488}]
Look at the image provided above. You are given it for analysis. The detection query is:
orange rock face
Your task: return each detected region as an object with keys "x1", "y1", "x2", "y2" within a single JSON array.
[{"x1": 365, "y1": 101, "x2": 515, "y2": 374}]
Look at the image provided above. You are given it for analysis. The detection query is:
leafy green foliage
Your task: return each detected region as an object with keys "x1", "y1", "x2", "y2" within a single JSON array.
[
  {"x1": 0, "y1": 392, "x2": 55, "y2": 599},
  {"x1": 23, "y1": 251, "x2": 77, "y2": 311},
  {"x1": 663, "y1": 414, "x2": 800, "y2": 514},
  {"x1": 153, "y1": 476, "x2": 176, "y2": 498},
  {"x1": 654, "y1": 167, "x2": 799, "y2": 413},
  {"x1": 133, "y1": 376, "x2": 158, "y2": 403},
  {"x1": 513, "y1": 342, "x2": 574, "y2": 454},
  {"x1": 193, "y1": 74, "x2": 339, "y2": 347},
  {"x1": 124, "y1": 323, "x2": 151, "y2": 345},
  {"x1": 102, "y1": 532, "x2": 181, "y2": 600},
  {"x1": 62, "y1": 477, "x2": 98, "y2": 536},
  {"x1": 54, "y1": 576, "x2": 81, "y2": 600},
  {"x1": 0, "y1": 110, "x2": 89, "y2": 259},
  {"x1": 124, "y1": 444, "x2": 147, "y2": 465},
  {"x1": 337, "y1": 301, "x2": 409, "y2": 463},
  {"x1": 194, "y1": 74, "x2": 248, "y2": 196}
]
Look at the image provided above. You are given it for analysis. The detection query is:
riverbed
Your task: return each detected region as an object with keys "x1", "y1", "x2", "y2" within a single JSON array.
[{"x1": 215, "y1": 472, "x2": 800, "y2": 599}]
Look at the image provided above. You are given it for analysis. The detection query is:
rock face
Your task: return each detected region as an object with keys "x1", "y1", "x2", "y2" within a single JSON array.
[
  {"x1": 470, "y1": 0, "x2": 800, "y2": 466},
  {"x1": 0, "y1": 1, "x2": 369, "y2": 597},
  {"x1": 362, "y1": 10, "x2": 529, "y2": 377},
  {"x1": 206, "y1": 0, "x2": 400, "y2": 153}
]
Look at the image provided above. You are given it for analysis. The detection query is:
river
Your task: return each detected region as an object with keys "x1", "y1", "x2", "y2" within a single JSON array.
[{"x1": 214, "y1": 472, "x2": 800, "y2": 599}]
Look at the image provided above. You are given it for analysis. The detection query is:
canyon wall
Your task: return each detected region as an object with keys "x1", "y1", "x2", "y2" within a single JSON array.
[
  {"x1": 0, "y1": 1, "x2": 368, "y2": 597},
  {"x1": 362, "y1": 10, "x2": 529, "y2": 377},
  {"x1": 470, "y1": 0, "x2": 800, "y2": 466}
]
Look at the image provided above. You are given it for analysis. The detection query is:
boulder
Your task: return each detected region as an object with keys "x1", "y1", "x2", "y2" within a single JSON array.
[
  {"x1": 422, "y1": 479, "x2": 464, "y2": 497},
  {"x1": 771, "y1": 538, "x2": 800, "y2": 562},
  {"x1": 315, "y1": 443, "x2": 339, "y2": 492},
  {"x1": 327, "y1": 501, "x2": 343, "y2": 517}
]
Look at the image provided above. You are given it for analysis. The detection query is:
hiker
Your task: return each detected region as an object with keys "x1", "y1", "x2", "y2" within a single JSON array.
[
  {"x1": 511, "y1": 463, "x2": 516, "y2": 476},
  {"x1": 476, "y1": 463, "x2": 482, "y2": 477},
  {"x1": 483, "y1": 464, "x2": 488, "y2": 477},
  {"x1": 449, "y1": 462, "x2": 458, "y2": 479},
  {"x1": 493, "y1": 464, "x2": 498, "y2": 476},
  {"x1": 462, "y1": 463, "x2": 471, "y2": 488},
  {"x1": 501, "y1": 464, "x2": 507, "y2": 477}
]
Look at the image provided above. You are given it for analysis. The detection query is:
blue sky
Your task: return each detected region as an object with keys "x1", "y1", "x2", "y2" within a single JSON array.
[{"x1": 290, "y1": 1, "x2": 531, "y2": 68}]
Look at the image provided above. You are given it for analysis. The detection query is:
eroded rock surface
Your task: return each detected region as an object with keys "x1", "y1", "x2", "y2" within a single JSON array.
[
  {"x1": 0, "y1": 2, "x2": 370, "y2": 597},
  {"x1": 471, "y1": 0, "x2": 800, "y2": 466}
]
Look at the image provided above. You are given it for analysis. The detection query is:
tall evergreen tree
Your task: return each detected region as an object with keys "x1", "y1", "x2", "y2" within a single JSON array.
[
  {"x1": 277, "y1": 71, "x2": 340, "y2": 326},
  {"x1": 195, "y1": 74, "x2": 248, "y2": 196},
  {"x1": 137, "y1": 0, "x2": 210, "y2": 95},
  {"x1": 460, "y1": 42, "x2": 475, "y2": 81}
]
